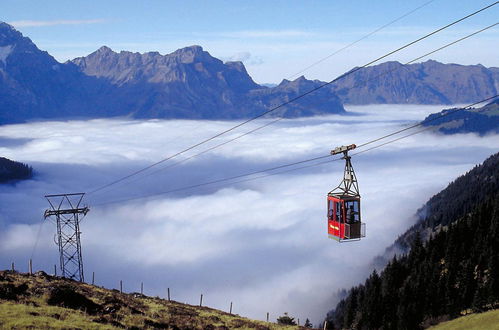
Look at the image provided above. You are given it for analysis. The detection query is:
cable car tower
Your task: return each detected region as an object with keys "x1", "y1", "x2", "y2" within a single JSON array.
[
  {"x1": 44, "y1": 193, "x2": 89, "y2": 281},
  {"x1": 327, "y1": 144, "x2": 365, "y2": 242}
]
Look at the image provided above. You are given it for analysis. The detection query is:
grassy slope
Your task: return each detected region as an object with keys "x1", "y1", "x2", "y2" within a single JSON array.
[
  {"x1": 428, "y1": 309, "x2": 499, "y2": 330},
  {"x1": 0, "y1": 270, "x2": 302, "y2": 330}
]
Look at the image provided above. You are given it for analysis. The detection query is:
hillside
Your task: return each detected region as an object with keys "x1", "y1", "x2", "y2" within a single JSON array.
[
  {"x1": 326, "y1": 191, "x2": 499, "y2": 329},
  {"x1": 331, "y1": 60, "x2": 499, "y2": 105},
  {"x1": 325, "y1": 153, "x2": 499, "y2": 329},
  {"x1": 421, "y1": 98, "x2": 499, "y2": 136},
  {"x1": 377, "y1": 152, "x2": 499, "y2": 259},
  {"x1": 428, "y1": 309, "x2": 499, "y2": 330},
  {"x1": 0, "y1": 270, "x2": 303, "y2": 329},
  {"x1": 0, "y1": 157, "x2": 32, "y2": 183}
]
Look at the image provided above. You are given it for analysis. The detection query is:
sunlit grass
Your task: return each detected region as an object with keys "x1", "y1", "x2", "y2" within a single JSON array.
[
  {"x1": 0, "y1": 270, "x2": 301, "y2": 329},
  {"x1": 0, "y1": 301, "x2": 118, "y2": 329},
  {"x1": 429, "y1": 309, "x2": 499, "y2": 330}
]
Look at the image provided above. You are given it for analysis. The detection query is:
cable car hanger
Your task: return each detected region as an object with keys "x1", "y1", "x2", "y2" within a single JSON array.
[{"x1": 327, "y1": 144, "x2": 365, "y2": 242}]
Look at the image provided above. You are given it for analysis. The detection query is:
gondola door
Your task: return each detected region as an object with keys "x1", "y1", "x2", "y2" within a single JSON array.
[{"x1": 327, "y1": 196, "x2": 346, "y2": 240}]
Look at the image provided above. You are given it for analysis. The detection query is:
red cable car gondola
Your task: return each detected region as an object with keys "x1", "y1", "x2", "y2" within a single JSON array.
[{"x1": 327, "y1": 144, "x2": 365, "y2": 242}]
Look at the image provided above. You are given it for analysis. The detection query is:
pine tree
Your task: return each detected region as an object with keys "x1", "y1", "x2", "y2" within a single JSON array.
[{"x1": 277, "y1": 312, "x2": 296, "y2": 325}]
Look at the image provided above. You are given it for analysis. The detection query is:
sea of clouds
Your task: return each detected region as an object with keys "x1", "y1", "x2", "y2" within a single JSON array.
[{"x1": 1, "y1": 104, "x2": 498, "y2": 324}]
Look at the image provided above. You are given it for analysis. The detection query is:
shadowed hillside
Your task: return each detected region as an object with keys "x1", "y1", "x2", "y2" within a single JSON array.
[
  {"x1": 0, "y1": 157, "x2": 32, "y2": 183},
  {"x1": 422, "y1": 98, "x2": 499, "y2": 136},
  {"x1": 325, "y1": 153, "x2": 499, "y2": 329}
]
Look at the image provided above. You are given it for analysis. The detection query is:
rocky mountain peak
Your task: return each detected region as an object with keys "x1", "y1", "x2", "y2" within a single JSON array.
[
  {"x1": 95, "y1": 45, "x2": 114, "y2": 55},
  {"x1": 0, "y1": 21, "x2": 35, "y2": 49},
  {"x1": 277, "y1": 76, "x2": 318, "y2": 90},
  {"x1": 171, "y1": 45, "x2": 218, "y2": 64}
]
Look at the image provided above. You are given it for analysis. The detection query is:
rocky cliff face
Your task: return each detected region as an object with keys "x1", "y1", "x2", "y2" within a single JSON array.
[
  {"x1": 248, "y1": 76, "x2": 345, "y2": 117},
  {"x1": 70, "y1": 45, "x2": 267, "y2": 119},
  {"x1": 4, "y1": 21, "x2": 498, "y2": 123},
  {"x1": 70, "y1": 45, "x2": 345, "y2": 119},
  {"x1": 332, "y1": 60, "x2": 499, "y2": 105},
  {"x1": 0, "y1": 22, "x2": 345, "y2": 124},
  {"x1": 0, "y1": 22, "x2": 104, "y2": 124}
]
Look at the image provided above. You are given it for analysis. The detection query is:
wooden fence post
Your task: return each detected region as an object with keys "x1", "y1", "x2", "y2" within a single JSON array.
[
  {"x1": 199, "y1": 294, "x2": 203, "y2": 306},
  {"x1": 11, "y1": 262, "x2": 14, "y2": 272},
  {"x1": 120, "y1": 280, "x2": 123, "y2": 293},
  {"x1": 266, "y1": 312, "x2": 269, "y2": 322},
  {"x1": 54, "y1": 264, "x2": 57, "y2": 276},
  {"x1": 229, "y1": 302, "x2": 233, "y2": 314},
  {"x1": 167, "y1": 288, "x2": 170, "y2": 301},
  {"x1": 92, "y1": 272, "x2": 95, "y2": 285},
  {"x1": 29, "y1": 259, "x2": 32, "y2": 275},
  {"x1": 141, "y1": 282, "x2": 143, "y2": 295}
]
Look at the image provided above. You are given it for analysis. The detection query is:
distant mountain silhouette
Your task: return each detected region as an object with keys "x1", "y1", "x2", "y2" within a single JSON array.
[
  {"x1": 2, "y1": 21, "x2": 499, "y2": 124},
  {"x1": 0, "y1": 22, "x2": 105, "y2": 124},
  {"x1": 331, "y1": 60, "x2": 499, "y2": 104},
  {"x1": 0, "y1": 157, "x2": 32, "y2": 183},
  {"x1": 0, "y1": 22, "x2": 345, "y2": 124},
  {"x1": 421, "y1": 98, "x2": 499, "y2": 135},
  {"x1": 71, "y1": 45, "x2": 346, "y2": 119}
]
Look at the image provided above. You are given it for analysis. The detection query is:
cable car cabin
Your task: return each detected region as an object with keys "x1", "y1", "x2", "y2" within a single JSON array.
[
  {"x1": 327, "y1": 144, "x2": 365, "y2": 242},
  {"x1": 327, "y1": 195, "x2": 363, "y2": 241}
]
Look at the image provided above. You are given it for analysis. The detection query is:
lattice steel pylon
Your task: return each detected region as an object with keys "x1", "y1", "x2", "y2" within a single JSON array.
[{"x1": 44, "y1": 193, "x2": 89, "y2": 282}]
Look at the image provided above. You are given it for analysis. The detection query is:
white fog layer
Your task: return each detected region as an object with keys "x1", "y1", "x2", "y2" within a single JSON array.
[{"x1": 1, "y1": 104, "x2": 498, "y2": 323}]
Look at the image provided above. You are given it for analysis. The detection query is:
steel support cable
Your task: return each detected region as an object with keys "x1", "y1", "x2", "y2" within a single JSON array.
[
  {"x1": 92, "y1": 0, "x2": 441, "y2": 194},
  {"x1": 92, "y1": 154, "x2": 335, "y2": 206},
  {"x1": 93, "y1": 92, "x2": 497, "y2": 207},
  {"x1": 88, "y1": 22, "x2": 498, "y2": 195},
  {"x1": 86, "y1": 2, "x2": 497, "y2": 196},
  {"x1": 287, "y1": 0, "x2": 437, "y2": 80}
]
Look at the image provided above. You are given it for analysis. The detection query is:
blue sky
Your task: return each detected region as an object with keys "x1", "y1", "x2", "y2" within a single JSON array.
[{"x1": 2, "y1": 0, "x2": 498, "y2": 83}]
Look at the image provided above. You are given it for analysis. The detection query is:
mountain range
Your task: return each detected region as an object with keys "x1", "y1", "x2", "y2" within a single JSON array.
[
  {"x1": 331, "y1": 60, "x2": 499, "y2": 105},
  {"x1": 0, "y1": 22, "x2": 345, "y2": 124},
  {"x1": 1, "y1": 21, "x2": 498, "y2": 124}
]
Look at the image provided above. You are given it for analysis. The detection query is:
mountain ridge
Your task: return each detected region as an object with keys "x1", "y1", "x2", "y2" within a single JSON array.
[
  {"x1": 2, "y1": 22, "x2": 499, "y2": 124},
  {"x1": 0, "y1": 22, "x2": 345, "y2": 124},
  {"x1": 331, "y1": 60, "x2": 499, "y2": 105}
]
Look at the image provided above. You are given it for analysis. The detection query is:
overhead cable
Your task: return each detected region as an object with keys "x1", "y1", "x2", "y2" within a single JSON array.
[
  {"x1": 94, "y1": 93, "x2": 497, "y2": 207},
  {"x1": 87, "y1": 2, "x2": 497, "y2": 196},
  {"x1": 89, "y1": 21, "x2": 498, "y2": 195},
  {"x1": 287, "y1": 0, "x2": 437, "y2": 79}
]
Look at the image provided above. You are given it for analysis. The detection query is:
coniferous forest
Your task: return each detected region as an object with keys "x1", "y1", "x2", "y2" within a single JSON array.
[
  {"x1": 326, "y1": 153, "x2": 499, "y2": 329},
  {"x1": 0, "y1": 157, "x2": 33, "y2": 183},
  {"x1": 327, "y1": 193, "x2": 499, "y2": 329}
]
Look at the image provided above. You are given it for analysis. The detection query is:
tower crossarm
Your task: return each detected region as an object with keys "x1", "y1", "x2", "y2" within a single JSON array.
[{"x1": 44, "y1": 207, "x2": 89, "y2": 218}]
